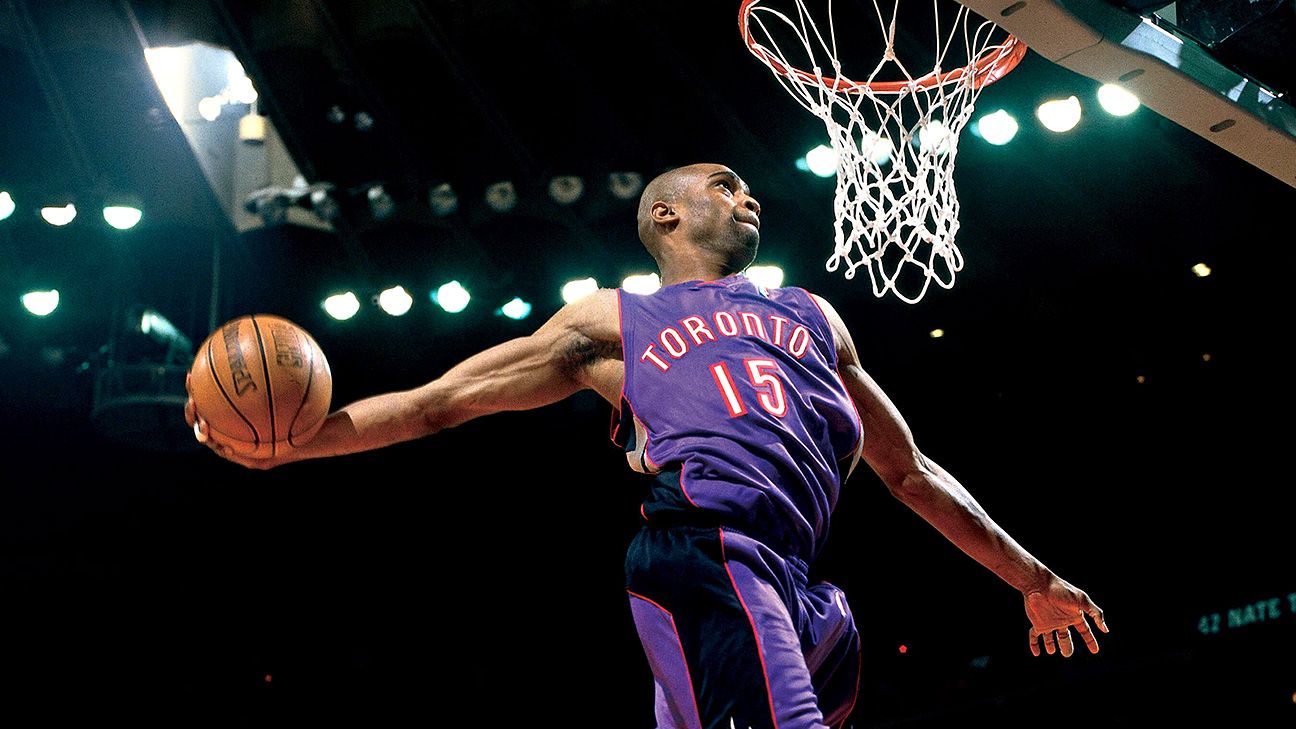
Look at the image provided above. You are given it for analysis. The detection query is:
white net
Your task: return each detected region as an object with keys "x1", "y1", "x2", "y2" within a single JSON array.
[{"x1": 741, "y1": 0, "x2": 1024, "y2": 303}]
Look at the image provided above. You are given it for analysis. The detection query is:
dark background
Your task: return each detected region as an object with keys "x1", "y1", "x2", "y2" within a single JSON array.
[{"x1": 1, "y1": 0, "x2": 1294, "y2": 725}]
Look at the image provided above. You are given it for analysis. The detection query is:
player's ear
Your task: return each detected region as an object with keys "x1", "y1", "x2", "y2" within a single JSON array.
[{"x1": 651, "y1": 200, "x2": 679, "y2": 228}]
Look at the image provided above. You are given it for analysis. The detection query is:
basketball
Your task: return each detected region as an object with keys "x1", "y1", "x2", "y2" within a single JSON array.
[{"x1": 187, "y1": 314, "x2": 332, "y2": 459}]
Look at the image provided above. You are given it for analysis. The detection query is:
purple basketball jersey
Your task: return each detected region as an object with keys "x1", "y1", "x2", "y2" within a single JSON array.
[{"x1": 613, "y1": 273, "x2": 862, "y2": 561}]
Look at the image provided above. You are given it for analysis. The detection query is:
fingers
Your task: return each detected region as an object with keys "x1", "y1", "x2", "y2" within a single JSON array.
[
  {"x1": 1088, "y1": 603, "x2": 1108, "y2": 633},
  {"x1": 1031, "y1": 622, "x2": 1095, "y2": 657},
  {"x1": 1056, "y1": 627, "x2": 1074, "y2": 658},
  {"x1": 184, "y1": 374, "x2": 196, "y2": 429},
  {"x1": 1075, "y1": 615, "x2": 1100, "y2": 654},
  {"x1": 1029, "y1": 627, "x2": 1059, "y2": 656},
  {"x1": 192, "y1": 414, "x2": 209, "y2": 444}
]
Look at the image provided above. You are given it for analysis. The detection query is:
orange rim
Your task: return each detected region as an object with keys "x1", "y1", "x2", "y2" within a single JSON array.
[{"x1": 739, "y1": 0, "x2": 1028, "y2": 94}]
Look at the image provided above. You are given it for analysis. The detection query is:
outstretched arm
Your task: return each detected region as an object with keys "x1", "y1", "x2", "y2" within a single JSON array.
[
  {"x1": 187, "y1": 288, "x2": 621, "y2": 469},
  {"x1": 811, "y1": 294, "x2": 1109, "y2": 657}
]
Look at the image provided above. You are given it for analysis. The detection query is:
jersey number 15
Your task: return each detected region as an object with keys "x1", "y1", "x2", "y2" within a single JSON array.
[{"x1": 710, "y1": 358, "x2": 787, "y2": 418}]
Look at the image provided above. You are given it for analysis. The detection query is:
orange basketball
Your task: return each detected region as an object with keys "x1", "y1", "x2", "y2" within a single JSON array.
[{"x1": 187, "y1": 314, "x2": 332, "y2": 459}]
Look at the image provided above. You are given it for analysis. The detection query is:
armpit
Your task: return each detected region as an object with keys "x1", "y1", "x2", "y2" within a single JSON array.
[{"x1": 559, "y1": 333, "x2": 623, "y2": 377}]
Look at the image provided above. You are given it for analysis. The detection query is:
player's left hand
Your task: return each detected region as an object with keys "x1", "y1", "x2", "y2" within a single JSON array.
[
  {"x1": 184, "y1": 373, "x2": 277, "y2": 470},
  {"x1": 1023, "y1": 575, "x2": 1108, "y2": 657}
]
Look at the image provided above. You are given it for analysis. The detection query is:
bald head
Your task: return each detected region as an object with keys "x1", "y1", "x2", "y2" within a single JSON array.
[
  {"x1": 637, "y1": 166, "x2": 687, "y2": 254},
  {"x1": 637, "y1": 163, "x2": 731, "y2": 254},
  {"x1": 634, "y1": 163, "x2": 761, "y2": 277}
]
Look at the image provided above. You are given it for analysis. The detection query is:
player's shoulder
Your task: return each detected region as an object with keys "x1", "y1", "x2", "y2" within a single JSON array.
[
  {"x1": 550, "y1": 287, "x2": 620, "y2": 339},
  {"x1": 798, "y1": 289, "x2": 853, "y2": 354},
  {"x1": 801, "y1": 289, "x2": 841, "y2": 321}
]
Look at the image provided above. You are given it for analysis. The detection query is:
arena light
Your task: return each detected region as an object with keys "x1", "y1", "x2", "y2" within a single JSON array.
[
  {"x1": 1097, "y1": 84, "x2": 1140, "y2": 116},
  {"x1": 608, "y1": 172, "x2": 644, "y2": 201},
  {"x1": 548, "y1": 176, "x2": 584, "y2": 205},
  {"x1": 561, "y1": 278, "x2": 599, "y2": 304},
  {"x1": 306, "y1": 185, "x2": 340, "y2": 222},
  {"x1": 0, "y1": 192, "x2": 14, "y2": 221},
  {"x1": 377, "y1": 285, "x2": 413, "y2": 316},
  {"x1": 917, "y1": 120, "x2": 953, "y2": 155},
  {"x1": 484, "y1": 181, "x2": 517, "y2": 213},
  {"x1": 499, "y1": 297, "x2": 532, "y2": 320},
  {"x1": 366, "y1": 184, "x2": 395, "y2": 221},
  {"x1": 804, "y1": 145, "x2": 838, "y2": 177},
  {"x1": 428, "y1": 183, "x2": 458, "y2": 216},
  {"x1": 22, "y1": 289, "x2": 59, "y2": 316},
  {"x1": 976, "y1": 110, "x2": 1019, "y2": 145},
  {"x1": 1192, "y1": 262, "x2": 1212, "y2": 278},
  {"x1": 929, "y1": 328, "x2": 945, "y2": 339},
  {"x1": 621, "y1": 273, "x2": 661, "y2": 295},
  {"x1": 103, "y1": 205, "x2": 143, "y2": 230},
  {"x1": 1037, "y1": 96, "x2": 1082, "y2": 133},
  {"x1": 40, "y1": 204, "x2": 76, "y2": 226},
  {"x1": 746, "y1": 265, "x2": 784, "y2": 289},
  {"x1": 322, "y1": 291, "x2": 360, "y2": 321},
  {"x1": 198, "y1": 95, "x2": 223, "y2": 121},
  {"x1": 226, "y1": 58, "x2": 258, "y2": 105},
  {"x1": 433, "y1": 281, "x2": 471, "y2": 313},
  {"x1": 143, "y1": 46, "x2": 192, "y2": 123},
  {"x1": 860, "y1": 128, "x2": 894, "y2": 165},
  {"x1": 139, "y1": 308, "x2": 193, "y2": 354}
]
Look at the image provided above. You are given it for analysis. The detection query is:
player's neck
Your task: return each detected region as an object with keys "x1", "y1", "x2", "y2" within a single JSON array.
[{"x1": 658, "y1": 257, "x2": 731, "y2": 287}]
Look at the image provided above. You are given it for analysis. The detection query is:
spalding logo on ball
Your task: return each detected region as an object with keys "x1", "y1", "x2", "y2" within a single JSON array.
[{"x1": 188, "y1": 314, "x2": 332, "y2": 458}]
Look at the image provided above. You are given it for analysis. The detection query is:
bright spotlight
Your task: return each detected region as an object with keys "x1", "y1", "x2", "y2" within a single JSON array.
[
  {"x1": 805, "y1": 145, "x2": 838, "y2": 177},
  {"x1": 499, "y1": 297, "x2": 533, "y2": 320},
  {"x1": 1192, "y1": 262, "x2": 1212, "y2": 278},
  {"x1": 976, "y1": 110, "x2": 1019, "y2": 145},
  {"x1": 549, "y1": 176, "x2": 584, "y2": 205},
  {"x1": 138, "y1": 308, "x2": 193, "y2": 354},
  {"x1": 917, "y1": 120, "x2": 953, "y2": 155},
  {"x1": 746, "y1": 265, "x2": 784, "y2": 289},
  {"x1": 1037, "y1": 96, "x2": 1082, "y2": 133},
  {"x1": 621, "y1": 273, "x2": 661, "y2": 294},
  {"x1": 198, "y1": 95, "x2": 224, "y2": 121},
  {"x1": 22, "y1": 289, "x2": 59, "y2": 317},
  {"x1": 485, "y1": 181, "x2": 517, "y2": 213},
  {"x1": 143, "y1": 46, "x2": 192, "y2": 123},
  {"x1": 1097, "y1": 84, "x2": 1140, "y2": 116},
  {"x1": 433, "y1": 281, "x2": 471, "y2": 313},
  {"x1": 561, "y1": 278, "x2": 599, "y2": 304},
  {"x1": 377, "y1": 285, "x2": 413, "y2": 316},
  {"x1": 860, "y1": 128, "x2": 894, "y2": 165},
  {"x1": 103, "y1": 206, "x2": 143, "y2": 230},
  {"x1": 322, "y1": 291, "x2": 360, "y2": 320},
  {"x1": 227, "y1": 59, "x2": 258, "y2": 105},
  {"x1": 929, "y1": 328, "x2": 945, "y2": 339},
  {"x1": 0, "y1": 192, "x2": 14, "y2": 221},
  {"x1": 40, "y1": 204, "x2": 76, "y2": 226}
]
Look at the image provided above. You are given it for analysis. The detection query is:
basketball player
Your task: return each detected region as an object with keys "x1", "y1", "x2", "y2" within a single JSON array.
[{"x1": 186, "y1": 163, "x2": 1108, "y2": 729}]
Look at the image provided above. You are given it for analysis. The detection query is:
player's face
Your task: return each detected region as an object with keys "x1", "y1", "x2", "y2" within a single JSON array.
[{"x1": 684, "y1": 166, "x2": 762, "y2": 273}]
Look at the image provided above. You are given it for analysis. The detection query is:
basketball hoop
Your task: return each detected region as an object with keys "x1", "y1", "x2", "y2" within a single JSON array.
[{"x1": 740, "y1": 0, "x2": 1026, "y2": 303}]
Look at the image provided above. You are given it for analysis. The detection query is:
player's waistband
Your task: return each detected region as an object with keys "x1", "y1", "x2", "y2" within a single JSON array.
[
  {"x1": 644, "y1": 468, "x2": 814, "y2": 565},
  {"x1": 638, "y1": 516, "x2": 811, "y2": 583}
]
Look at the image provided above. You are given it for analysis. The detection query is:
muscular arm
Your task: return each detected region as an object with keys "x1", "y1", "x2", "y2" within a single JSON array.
[{"x1": 188, "y1": 288, "x2": 622, "y2": 468}]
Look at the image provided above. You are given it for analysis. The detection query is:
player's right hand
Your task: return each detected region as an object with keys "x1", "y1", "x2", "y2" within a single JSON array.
[
  {"x1": 184, "y1": 373, "x2": 276, "y2": 470},
  {"x1": 1023, "y1": 575, "x2": 1108, "y2": 658}
]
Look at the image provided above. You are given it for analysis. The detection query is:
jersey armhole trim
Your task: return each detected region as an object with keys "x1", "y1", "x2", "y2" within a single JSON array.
[{"x1": 796, "y1": 287, "x2": 841, "y2": 372}]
